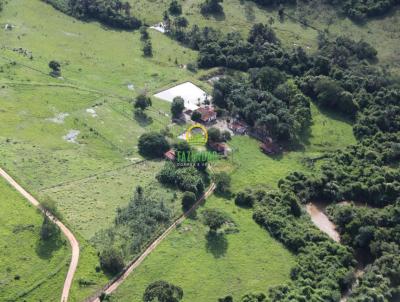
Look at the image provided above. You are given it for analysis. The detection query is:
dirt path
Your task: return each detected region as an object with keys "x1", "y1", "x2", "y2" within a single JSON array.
[
  {"x1": 89, "y1": 183, "x2": 216, "y2": 301},
  {"x1": 306, "y1": 202, "x2": 340, "y2": 242},
  {"x1": 0, "y1": 168, "x2": 79, "y2": 302}
]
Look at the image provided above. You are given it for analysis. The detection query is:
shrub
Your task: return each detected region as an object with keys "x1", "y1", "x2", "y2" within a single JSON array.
[
  {"x1": 182, "y1": 191, "x2": 197, "y2": 211},
  {"x1": 99, "y1": 248, "x2": 124, "y2": 275}
]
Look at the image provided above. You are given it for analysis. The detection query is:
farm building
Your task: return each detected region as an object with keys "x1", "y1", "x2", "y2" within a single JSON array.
[
  {"x1": 228, "y1": 120, "x2": 248, "y2": 134},
  {"x1": 260, "y1": 141, "x2": 281, "y2": 155},
  {"x1": 164, "y1": 150, "x2": 176, "y2": 161},
  {"x1": 195, "y1": 106, "x2": 217, "y2": 124}
]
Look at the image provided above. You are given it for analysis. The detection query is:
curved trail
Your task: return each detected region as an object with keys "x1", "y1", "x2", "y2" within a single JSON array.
[
  {"x1": 0, "y1": 168, "x2": 79, "y2": 302},
  {"x1": 90, "y1": 183, "x2": 216, "y2": 301}
]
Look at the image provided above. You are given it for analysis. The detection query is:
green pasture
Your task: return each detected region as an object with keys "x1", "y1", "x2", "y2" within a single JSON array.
[{"x1": 0, "y1": 178, "x2": 70, "y2": 302}]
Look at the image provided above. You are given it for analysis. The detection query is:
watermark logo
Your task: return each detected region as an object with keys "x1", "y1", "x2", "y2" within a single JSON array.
[
  {"x1": 177, "y1": 124, "x2": 219, "y2": 167},
  {"x1": 186, "y1": 124, "x2": 208, "y2": 146}
]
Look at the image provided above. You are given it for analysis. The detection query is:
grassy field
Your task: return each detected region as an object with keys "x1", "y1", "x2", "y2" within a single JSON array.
[
  {"x1": 111, "y1": 195, "x2": 296, "y2": 302},
  {"x1": 0, "y1": 178, "x2": 70, "y2": 302}
]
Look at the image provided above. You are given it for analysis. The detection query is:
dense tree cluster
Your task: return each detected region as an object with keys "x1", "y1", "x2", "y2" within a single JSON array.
[
  {"x1": 200, "y1": 0, "x2": 224, "y2": 15},
  {"x1": 156, "y1": 162, "x2": 205, "y2": 196},
  {"x1": 251, "y1": 190, "x2": 355, "y2": 301},
  {"x1": 43, "y1": 0, "x2": 141, "y2": 29},
  {"x1": 92, "y1": 187, "x2": 172, "y2": 259},
  {"x1": 213, "y1": 77, "x2": 311, "y2": 142},
  {"x1": 327, "y1": 202, "x2": 400, "y2": 301}
]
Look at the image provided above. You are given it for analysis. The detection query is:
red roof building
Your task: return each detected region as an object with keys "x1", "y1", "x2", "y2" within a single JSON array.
[
  {"x1": 195, "y1": 106, "x2": 217, "y2": 123},
  {"x1": 164, "y1": 149, "x2": 176, "y2": 161}
]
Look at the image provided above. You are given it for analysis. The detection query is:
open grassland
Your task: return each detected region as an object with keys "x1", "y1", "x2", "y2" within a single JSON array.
[
  {"x1": 111, "y1": 195, "x2": 296, "y2": 302},
  {"x1": 0, "y1": 178, "x2": 70, "y2": 302},
  {"x1": 111, "y1": 102, "x2": 355, "y2": 300}
]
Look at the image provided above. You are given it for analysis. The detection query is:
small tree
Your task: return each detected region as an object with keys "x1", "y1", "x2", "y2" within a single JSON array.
[
  {"x1": 202, "y1": 208, "x2": 230, "y2": 232},
  {"x1": 40, "y1": 216, "x2": 60, "y2": 241},
  {"x1": 182, "y1": 191, "x2": 197, "y2": 211},
  {"x1": 171, "y1": 96, "x2": 185, "y2": 119},
  {"x1": 99, "y1": 248, "x2": 124, "y2": 275},
  {"x1": 235, "y1": 189, "x2": 255, "y2": 208},
  {"x1": 140, "y1": 26, "x2": 149, "y2": 40},
  {"x1": 207, "y1": 127, "x2": 221, "y2": 143},
  {"x1": 143, "y1": 40, "x2": 153, "y2": 57},
  {"x1": 49, "y1": 60, "x2": 61, "y2": 77},
  {"x1": 138, "y1": 132, "x2": 170, "y2": 158},
  {"x1": 200, "y1": 0, "x2": 223, "y2": 15},
  {"x1": 214, "y1": 172, "x2": 231, "y2": 195},
  {"x1": 143, "y1": 280, "x2": 183, "y2": 302},
  {"x1": 169, "y1": 0, "x2": 182, "y2": 15},
  {"x1": 191, "y1": 111, "x2": 201, "y2": 122},
  {"x1": 175, "y1": 140, "x2": 191, "y2": 153},
  {"x1": 135, "y1": 94, "x2": 152, "y2": 110}
]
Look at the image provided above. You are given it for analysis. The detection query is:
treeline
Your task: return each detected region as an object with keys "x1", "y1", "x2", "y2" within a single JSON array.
[
  {"x1": 42, "y1": 0, "x2": 141, "y2": 29},
  {"x1": 247, "y1": 0, "x2": 399, "y2": 22},
  {"x1": 233, "y1": 188, "x2": 355, "y2": 301},
  {"x1": 327, "y1": 202, "x2": 400, "y2": 301}
]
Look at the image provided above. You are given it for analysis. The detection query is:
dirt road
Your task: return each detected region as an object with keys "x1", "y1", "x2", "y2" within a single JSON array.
[
  {"x1": 90, "y1": 182, "x2": 216, "y2": 301},
  {"x1": 0, "y1": 168, "x2": 79, "y2": 302}
]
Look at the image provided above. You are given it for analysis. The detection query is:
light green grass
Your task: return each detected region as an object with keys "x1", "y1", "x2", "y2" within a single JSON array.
[
  {"x1": 0, "y1": 178, "x2": 70, "y2": 302},
  {"x1": 111, "y1": 195, "x2": 296, "y2": 302}
]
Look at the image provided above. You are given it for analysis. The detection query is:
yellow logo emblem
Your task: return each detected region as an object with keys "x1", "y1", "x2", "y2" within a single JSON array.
[{"x1": 186, "y1": 124, "x2": 208, "y2": 146}]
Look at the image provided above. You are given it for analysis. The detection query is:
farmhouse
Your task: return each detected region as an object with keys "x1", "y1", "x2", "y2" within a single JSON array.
[{"x1": 195, "y1": 106, "x2": 217, "y2": 124}]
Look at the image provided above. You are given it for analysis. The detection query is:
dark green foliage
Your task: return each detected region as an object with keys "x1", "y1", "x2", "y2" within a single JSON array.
[
  {"x1": 191, "y1": 110, "x2": 201, "y2": 122},
  {"x1": 92, "y1": 187, "x2": 172, "y2": 259},
  {"x1": 214, "y1": 172, "x2": 231, "y2": 195},
  {"x1": 218, "y1": 296, "x2": 233, "y2": 302},
  {"x1": 134, "y1": 94, "x2": 152, "y2": 110},
  {"x1": 174, "y1": 140, "x2": 191, "y2": 153},
  {"x1": 212, "y1": 77, "x2": 311, "y2": 142},
  {"x1": 207, "y1": 127, "x2": 221, "y2": 143},
  {"x1": 156, "y1": 162, "x2": 205, "y2": 196},
  {"x1": 241, "y1": 293, "x2": 267, "y2": 302},
  {"x1": 143, "y1": 280, "x2": 183, "y2": 302},
  {"x1": 40, "y1": 216, "x2": 60, "y2": 241},
  {"x1": 182, "y1": 191, "x2": 197, "y2": 211},
  {"x1": 48, "y1": 60, "x2": 61, "y2": 77},
  {"x1": 99, "y1": 248, "x2": 124, "y2": 275},
  {"x1": 138, "y1": 132, "x2": 170, "y2": 158},
  {"x1": 171, "y1": 96, "x2": 185, "y2": 118},
  {"x1": 43, "y1": 0, "x2": 142, "y2": 30},
  {"x1": 253, "y1": 191, "x2": 354, "y2": 300},
  {"x1": 169, "y1": 0, "x2": 182, "y2": 15},
  {"x1": 235, "y1": 189, "x2": 255, "y2": 208},
  {"x1": 140, "y1": 26, "x2": 149, "y2": 40},
  {"x1": 143, "y1": 40, "x2": 153, "y2": 57},
  {"x1": 202, "y1": 208, "x2": 231, "y2": 232},
  {"x1": 200, "y1": 0, "x2": 223, "y2": 15}
]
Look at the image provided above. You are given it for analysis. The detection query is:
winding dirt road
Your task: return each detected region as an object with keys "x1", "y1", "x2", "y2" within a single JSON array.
[
  {"x1": 0, "y1": 168, "x2": 79, "y2": 302},
  {"x1": 90, "y1": 182, "x2": 216, "y2": 301}
]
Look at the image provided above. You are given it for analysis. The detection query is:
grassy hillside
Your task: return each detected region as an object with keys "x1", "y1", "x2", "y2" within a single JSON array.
[{"x1": 0, "y1": 178, "x2": 70, "y2": 301}]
